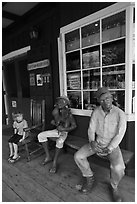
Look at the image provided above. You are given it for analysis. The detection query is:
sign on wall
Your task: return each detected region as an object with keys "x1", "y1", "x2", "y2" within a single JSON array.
[
  {"x1": 36, "y1": 74, "x2": 43, "y2": 86},
  {"x1": 27, "y1": 59, "x2": 50, "y2": 71}
]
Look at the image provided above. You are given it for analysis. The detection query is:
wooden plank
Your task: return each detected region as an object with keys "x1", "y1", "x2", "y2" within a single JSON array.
[
  {"x1": 2, "y1": 181, "x2": 23, "y2": 202},
  {"x1": 11, "y1": 158, "x2": 90, "y2": 202},
  {"x1": 18, "y1": 152, "x2": 135, "y2": 202},
  {"x1": 2, "y1": 129, "x2": 135, "y2": 202},
  {"x1": 2, "y1": 160, "x2": 62, "y2": 202},
  {"x1": 10, "y1": 152, "x2": 107, "y2": 202}
]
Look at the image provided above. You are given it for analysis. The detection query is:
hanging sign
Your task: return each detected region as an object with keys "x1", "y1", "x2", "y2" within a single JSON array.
[
  {"x1": 27, "y1": 59, "x2": 50, "y2": 71},
  {"x1": 36, "y1": 74, "x2": 43, "y2": 86}
]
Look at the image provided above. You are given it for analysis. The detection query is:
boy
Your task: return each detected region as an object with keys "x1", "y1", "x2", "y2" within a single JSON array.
[{"x1": 8, "y1": 111, "x2": 28, "y2": 163}]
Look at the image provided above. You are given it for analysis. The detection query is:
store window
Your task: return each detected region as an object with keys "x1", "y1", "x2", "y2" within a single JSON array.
[
  {"x1": 132, "y1": 7, "x2": 135, "y2": 113},
  {"x1": 59, "y1": 3, "x2": 135, "y2": 116}
]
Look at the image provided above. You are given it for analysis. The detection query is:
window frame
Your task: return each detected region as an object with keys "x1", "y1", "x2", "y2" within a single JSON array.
[{"x1": 58, "y1": 2, "x2": 135, "y2": 121}]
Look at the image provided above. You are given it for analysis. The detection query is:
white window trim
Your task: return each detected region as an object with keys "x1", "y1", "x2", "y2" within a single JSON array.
[
  {"x1": 58, "y1": 2, "x2": 135, "y2": 121},
  {"x1": 2, "y1": 46, "x2": 31, "y2": 62}
]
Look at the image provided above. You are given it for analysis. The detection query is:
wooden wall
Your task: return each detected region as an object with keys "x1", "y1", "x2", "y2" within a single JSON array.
[{"x1": 2, "y1": 2, "x2": 134, "y2": 175}]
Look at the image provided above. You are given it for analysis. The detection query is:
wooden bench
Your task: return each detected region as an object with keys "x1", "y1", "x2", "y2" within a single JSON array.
[{"x1": 65, "y1": 135, "x2": 134, "y2": 165}]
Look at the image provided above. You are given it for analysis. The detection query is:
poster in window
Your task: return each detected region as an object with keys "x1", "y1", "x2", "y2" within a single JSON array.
[
  {"x1": 29, "y1": 73, "x2": 35, "y2": 86},
  {"x1": 68, "y1": 73, "x2": 80, "y2": 90},
  {"x1": 36, "y1": 74, "x2": 43, "y2": 86}
]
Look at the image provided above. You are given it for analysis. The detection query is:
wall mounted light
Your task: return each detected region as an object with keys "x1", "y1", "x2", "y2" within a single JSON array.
[{"x1": 29, "y1": 26, "x2": 39, "y2": 39}]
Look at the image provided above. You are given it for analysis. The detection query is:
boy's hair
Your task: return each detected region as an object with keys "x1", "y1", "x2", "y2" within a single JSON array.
[{"x1": 12, "y1": 111, "x2": 23, "y2": 119}]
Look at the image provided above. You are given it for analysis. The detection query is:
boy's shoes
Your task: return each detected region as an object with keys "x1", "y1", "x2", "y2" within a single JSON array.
[
  {"x1": 110, "y1": 186, "x2": 122, "y2": 202},
  {"x1": 81, "y1": 175, "x2": 95, "y2": 193},
  {"x1": 49, "y1": 165, "x2": 57, "y2": 174},
  {"x1": 8, "y1": 155, "x2": 14, "y2": 161},
  {"x1": 8, "y1": 155, "x2": 20, "y2": 163}
]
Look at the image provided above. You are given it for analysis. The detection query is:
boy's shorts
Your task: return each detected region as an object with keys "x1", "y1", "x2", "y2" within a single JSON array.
[{"x1": 8, "y1": 134, "x2": 23, "y2": 144}]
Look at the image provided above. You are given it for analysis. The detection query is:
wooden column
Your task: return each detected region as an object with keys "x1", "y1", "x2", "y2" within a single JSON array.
[{"x1": 14, "y1": 60, "x2": 22, "y2": 109}]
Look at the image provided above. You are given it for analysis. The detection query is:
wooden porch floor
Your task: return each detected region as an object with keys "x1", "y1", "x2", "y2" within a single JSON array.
[{"x1": 2, "y1": 125, "x2": 135, "y2": 202}]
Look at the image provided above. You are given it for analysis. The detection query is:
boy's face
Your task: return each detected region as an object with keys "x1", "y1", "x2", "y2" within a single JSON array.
[{"x1": 16, "y1": 114, "x2": 23, "y2": 122}]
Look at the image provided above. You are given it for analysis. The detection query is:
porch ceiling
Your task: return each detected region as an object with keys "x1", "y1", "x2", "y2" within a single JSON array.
[{"x1": 2, "y1": 2, "x2": 40, "y2": 31}]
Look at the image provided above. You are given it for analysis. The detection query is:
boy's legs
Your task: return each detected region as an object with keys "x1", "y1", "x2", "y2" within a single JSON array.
[
  {"x1": 8, "y1": 142, "x2": 14, "y2": 157},
  {"x1": 8, "y1": 134, "x2": 22, "y2": 160},
  {"x1": 12, "y1": 143, "x2": 19, "y2": 159}
]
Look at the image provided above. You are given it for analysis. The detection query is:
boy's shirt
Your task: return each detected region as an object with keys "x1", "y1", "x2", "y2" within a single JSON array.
[{"x1": 13, "y1": 119, "x2": 28, "y2": 135}]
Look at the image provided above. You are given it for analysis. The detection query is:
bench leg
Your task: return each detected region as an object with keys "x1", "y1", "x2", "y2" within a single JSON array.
[
  {"x1": 63, "y1": 144, "x2": 68, "y2": 154},
  {"x1": 24, "y1": 143, "x2": 31, "y2": 162}
]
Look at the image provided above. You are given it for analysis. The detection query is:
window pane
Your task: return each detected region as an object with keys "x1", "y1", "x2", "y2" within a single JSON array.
[
  {"x1": 66, "y1": 51, "x2": 80, "y2": 71},
  {"x1": 102, "y1": 65, "x2": 125, "y2": 89},
  {"x1": 132, "y1": 64, "x2": 135, "y2": 87},
  {"x1": 67, "y1": 91, "x2": 82, "y2": 109},
  {"x1": 133, "y1": 7, "x2": 135, "y2": 23},
  {"x1": 83, "y1": 91, "x2": 98, "y2": 110},
  {"x1": 132, "y1": 20, "x2": 135, "y2": 64},
  {"x1": 102, "y1": 11, "x2": 125, "y2": 42},
  {"x1": 67, "y1": 72, "x2": 81, "y2": 90},
  {"x1": 83, "y1": 69, "x2": 100, "y2": 89},
  {"x1": 102, "y1": 39, "x2": 125, "y2": 66},
  {"x1": 82, "y1": 46, "x2": 100, "y2": 69},
  {"x1": 65, "y1": 29, "x2": 80, "y2": 52},
  {"x1": 82, "y1": 21, "x2": 100, "y2": 47},
  {"x1": 110, "y1": 91, "x2": 125, "y2": 111},
  {"x1": 132, "y1": 90, "x2": 135, "y2": 113}
]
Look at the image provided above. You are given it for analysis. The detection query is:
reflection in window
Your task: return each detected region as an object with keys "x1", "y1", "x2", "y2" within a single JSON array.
[
  {"x1": 82, "y1": 21, "x2": 100, "y2": 47},
  {"x1": 67, "y1": 91, "x2": 81, "y2": 109},
  {"x1": 102, "y1": 66, "x2": 125, "y2": 89},
  {"x1": 82, "y1": 46, "x2": 100, "y2": 69},
  {"x1": 132, "y1": 90, "x2": 135, "y2": 113},
  {"x1": 83, "y1": 69, "x2": 100, "y2": 89},
  {"x1": 83, "y1": 91, "x2": 98, "y2": 110},
  {"x1": 132, "y1": 65, "x2": 135, "y2": 113},
  {"x1": 102, "y1": 11, "x2": 125, "y2": 42},
  {"x1": 132, "y1": 64, "x2": 135, "y2": 88},
  {"x1": 66, "y1": 51, "x2": 80, "y2": 71},
  {"x1": 102, "y1": 39, "x2": 125, "y2": 66},
  {"x1": 67, "y1": 72, "x2": 81, "y2": 90},
  {"x1": 133, "y1": 7, "x2": 135, "y2": 23},
  {"x1": 65, "y1": 29, "x2": 80, "y2": 52},
  {"x1": 110, "y1": 91, "x2": 125, "y2": 110}
]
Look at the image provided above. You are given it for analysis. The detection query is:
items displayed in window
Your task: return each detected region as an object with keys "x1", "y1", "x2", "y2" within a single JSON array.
[{"x1": 62, "y1": 6, "x2": 135, "y2": 113}]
